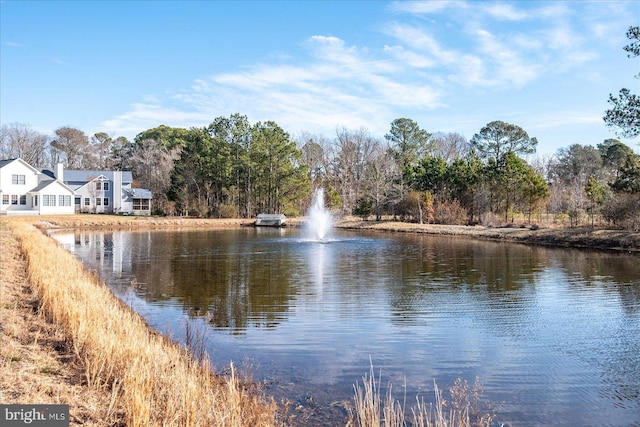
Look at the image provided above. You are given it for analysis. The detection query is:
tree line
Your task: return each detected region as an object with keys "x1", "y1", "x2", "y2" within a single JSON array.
[
  {"x1": 1, "y1": 27, "x2": 638, "y2": 229},
  {"x1": 1, "y1": 116, "x2": 638, "y2": 228}
]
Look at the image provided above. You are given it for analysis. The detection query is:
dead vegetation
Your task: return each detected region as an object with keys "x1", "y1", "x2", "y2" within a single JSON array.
[
  {"x1": 348, "y1": 361, "x2": 498, "y2": 427},
  {"x1": 334, "y1": 217, "x2": 640, "y2": 252},
  {"x1": 1, "y1": 217, "x2": 278, "y2": 426},
  {"x1": 0, "y1": 221, "x2": 121, "y2": 425}
]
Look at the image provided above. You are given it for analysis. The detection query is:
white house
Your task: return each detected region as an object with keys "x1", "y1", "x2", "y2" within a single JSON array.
[
  {"x1": 0, "y1": 158, "x2": 152, "y2": 216},
  {"x1": 0, "y1": 158, "x2": 75, "y2": 215},
  {"x1": 46, "y1": 166, "x2": 153, "y2": 215}
]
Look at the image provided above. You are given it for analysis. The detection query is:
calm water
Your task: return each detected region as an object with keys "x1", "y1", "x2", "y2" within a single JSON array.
[{"x1": 52, "y1": 227, "x2": 640, "y2": 426}]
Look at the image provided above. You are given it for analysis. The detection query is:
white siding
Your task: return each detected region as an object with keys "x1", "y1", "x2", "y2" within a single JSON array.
[
  {"x1": 0, "y1": 160, "x2": 38, "y2": 213},
  {"x1": 36, "y1": 181, "x2": 75, "y2": 215}
]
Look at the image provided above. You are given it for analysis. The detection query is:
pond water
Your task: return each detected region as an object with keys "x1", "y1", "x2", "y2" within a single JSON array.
[{"x1": 52, "y1": 227, "x2": 640, "y2": 426}]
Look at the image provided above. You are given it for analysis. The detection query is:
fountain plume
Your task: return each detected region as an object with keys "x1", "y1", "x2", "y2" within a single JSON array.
[{"x1": 305, "y1": 188, "x2": 333, "y2": 240}]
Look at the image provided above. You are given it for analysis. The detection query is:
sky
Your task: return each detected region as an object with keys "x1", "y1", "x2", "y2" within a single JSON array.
[{"x1": 1, "y1": 0, "x2": 639, "y2": 157}]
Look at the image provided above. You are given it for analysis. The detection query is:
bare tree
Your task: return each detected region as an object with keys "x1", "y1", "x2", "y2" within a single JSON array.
[
  {"x1": 130, "y1": 138, "x2": 181, "y2": 213},
  {"x1": 331, "y1": 127, "x2": 377, "y2": 215},
  {"x1": 549, "y1": 144, "x2": 603, "y2": 226},
  {"x1": 363, "y1": 140, "x2": 396, "y2": 220},
  {"x1": 0, "y1": 123, "x2": 50, "y2": 167},
  {"x1": 298, "y1": 132, "x2": 331, "y2": 189},
  {"x1": 431, "y1": 132, "x2": 469, "y2": 163}
]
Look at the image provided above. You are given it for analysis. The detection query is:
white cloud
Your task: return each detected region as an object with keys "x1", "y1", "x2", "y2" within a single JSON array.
[
  {"x1": 102, "y1": 34, "x2": 445, "y2": 138},
  {"x1": 100, "y1": 101, "x2": 212, "y2": 137},
  {"x1": 454, "y1": 54, "x2": 490, "y2": 86},
  {"x1": 383, "y1": 23, "x2": 457, "y2": 64},
  {"x1": 534, "y1": 2, "x2": 572, "y2": 20},
  {"x1": 526, "y1": 110, "x2": 606, "y2": 130},
  {"x1": 383, "y1": 23, "x2": 504, "y2": 87},
  {"x1": 475, "y1": 29, "x2": 541, "y2": 87},
  {"x1": 544, "y1": 26, "x2": 575, "y2": 51},
  {"x1": 388, "y1": 0, "x2": 464, "y2": 15},
  {"x1": 383, "y1": 45, "x2": 437, "y2": 68},
  {"x1": 484, "y1": 4, "x2": 529, "y2": 21}
]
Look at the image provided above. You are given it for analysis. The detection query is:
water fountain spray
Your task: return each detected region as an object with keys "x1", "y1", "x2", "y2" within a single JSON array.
[{"x1": 305, "y1": 188, "x2": 333, "y2": 240}]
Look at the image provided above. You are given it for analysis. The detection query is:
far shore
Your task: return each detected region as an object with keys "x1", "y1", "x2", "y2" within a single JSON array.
[
  {"x1": 334, "y1": 218, "x2": 640, "y2": 253},
  {"x1": 23, "y1": 214, "x2": 640, "y2": 253}
]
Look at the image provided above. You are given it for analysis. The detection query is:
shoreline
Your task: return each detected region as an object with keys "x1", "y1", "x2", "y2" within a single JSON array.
[
  {"x1": 333, "y1": 218, "x2": 640, "y2": 253},
  {"x1": 24, "y1": 214, "x2": 640, "y2": 253}
]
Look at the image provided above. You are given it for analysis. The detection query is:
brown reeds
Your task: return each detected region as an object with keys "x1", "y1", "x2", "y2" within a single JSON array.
[
  {"x1": 1, "y1": 220, "x2": 117, "y2": 425},
  {"x1": 5, "y1": 218, "x2": 277, "y2": 426},
  {"x1": 349, "y1": 361, "x2": 497, "y2": 427}
]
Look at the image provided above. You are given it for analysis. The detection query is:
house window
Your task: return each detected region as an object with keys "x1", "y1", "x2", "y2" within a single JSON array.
[
  {"x1": 11, "y1": 195, "x2": 18, "y2": 205},
  {"x1": 19, "y1": 195, "x2": 26, "y2": 205},
  {"x1": 103, "y1": 198, "x2": 109, "y2": 206},
  {"x1": 75, "y1": 197, "x2": 81, "y2": 206},
  {"x1": 34, "y1": 195, "x2": 38, "y2": 206},
  {"x1": 84, "y1": 198, "x2": 90, "y2": 206},
  {"x1": 59, "y1": 195, "x2": 71, "y2": 206},
  {"x1": 43, "y1": 195, "x2": 56, "y2": 206},
  {"x1": 2, "y1": 195, "x2": 8, "y2": 205},
  {"x1": 96, "y1": 198, "x2": 102, "y2": 206},
  {"x1": 103, "y1": 182, "x2": 109, "y2": 191},
  {"x1": 133, "y1": 198, "x2": 150, "y2": 210},
  {"x1": 12, "y1": 174, "x2": 26, "y2": 185}
]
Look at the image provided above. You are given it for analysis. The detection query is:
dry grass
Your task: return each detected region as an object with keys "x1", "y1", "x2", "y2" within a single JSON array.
[
  {"x1": 2, "y1": 217, "x2": 278, "y2": 426},
  {"x1": 335, "y1": 217, "x2": 640, "y2": 252},
  {"x1": 32, "y1": 214, "x2": 256, "y2": 230},
  {"x1": 0, "y1": 221, "x2": 121, "y2": 425},
  {"x1": 348, "y1": 362, "x2": 497, "y2": 427}
]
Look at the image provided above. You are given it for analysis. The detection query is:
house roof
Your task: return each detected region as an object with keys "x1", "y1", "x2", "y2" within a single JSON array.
[
  {"x1": 29, "y1": 179, "x2": 56, "y2": 192},
  {"x1": 62, "y1": 170, "x2": 134, "y2": 183},
  {"x1": 28, "y1": 179, "x2": 75, "y2": 194},
  {"x1": 0, "y1": 158, "x2": 42, "y2": 174},
  {"x1": 0, "y1": 159, "x2": 16, "y2": 168},
  {"x1": 40, "y1": 169, "x2": 56, "y2": 179},
  {"x1": 131, "y1": 188, "x2": 153, "y2": 199}
]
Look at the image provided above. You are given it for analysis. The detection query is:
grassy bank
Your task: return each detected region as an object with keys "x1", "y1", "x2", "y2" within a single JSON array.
[
  {"x1": 1, "y1": 217, "x2": 278, "y2": 426},
  {"x1": 1, "y1": 220, "x2": 120, "y2": 425},
  {"x1": 31, "y1": 214, "x2": 256, "y2": 230},
  {"x1": 334, "y1": 218, "x2": 640, "y2": 253}
]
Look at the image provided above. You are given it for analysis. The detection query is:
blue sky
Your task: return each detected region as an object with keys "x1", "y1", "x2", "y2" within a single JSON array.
[{"x1": 1, "y1": 0, "x2": 639, "y2": 156}]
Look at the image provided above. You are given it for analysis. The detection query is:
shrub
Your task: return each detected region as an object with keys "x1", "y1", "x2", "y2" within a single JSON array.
[
  {"x1": 399, "y1": 191, "x2": 434, "y2": 224},
  {"x1": 602, "y1": 193, "x2": 640, "y2": 230},
  {"x1": 433, "y1": 199, "x2": 468, "y2": 225},
  {"x1": 218, "y1": 204, "x2": 238, "y2": 219},
  {"x1": 353, "y1": 197, "x2": 374, "y2": 220}
]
